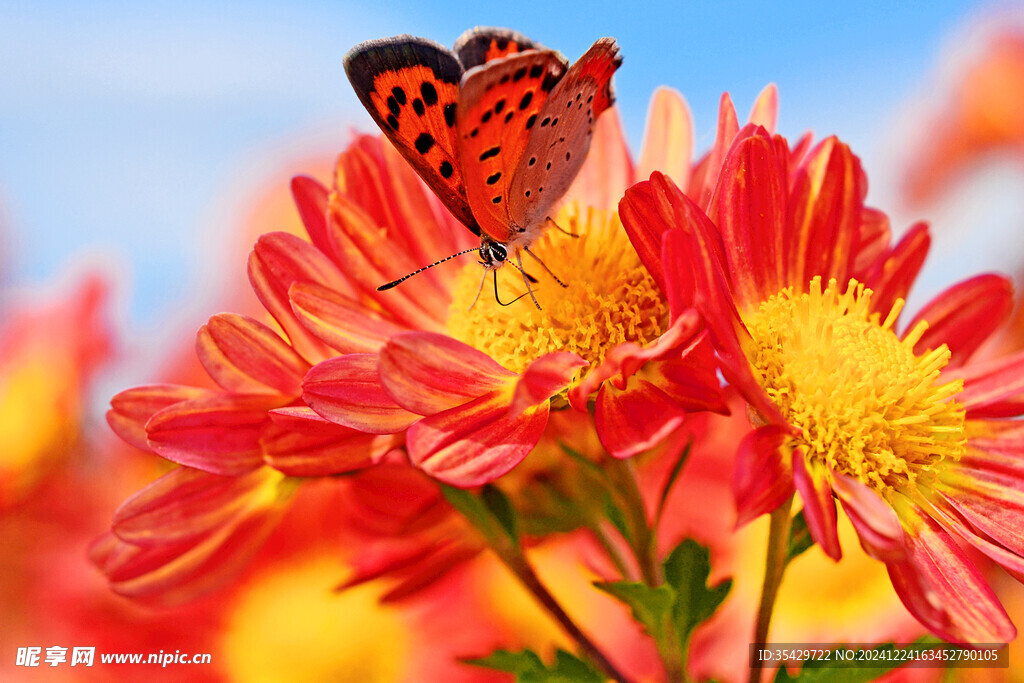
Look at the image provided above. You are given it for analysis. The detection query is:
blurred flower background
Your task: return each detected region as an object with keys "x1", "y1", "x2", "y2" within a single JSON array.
[{"x1": 2, "y1": 1, "x2": 1024, "y2": 681}]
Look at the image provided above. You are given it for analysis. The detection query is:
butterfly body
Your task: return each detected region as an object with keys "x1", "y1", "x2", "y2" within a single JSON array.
[{"x1": 345, "y1": 28, "x2": 622, "y2": 301}]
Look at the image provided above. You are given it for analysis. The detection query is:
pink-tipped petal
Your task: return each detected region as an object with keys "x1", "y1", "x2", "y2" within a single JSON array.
[
  {"x1": 887, "y1": 497, "x2": 1015, "y2": 643},
  {"x1": 196, "y1": 313, "x2": 309, "y2": 395},
  {"x1": 407, "y1": 391, "x2": 549, "y2": 487},
  {"x1": 693, "y1": 92, "x2": 740, "y2": 211},
  {"x1": 290, "y1": 280, "x2": 408, "y2": 353},
  {"x1": 291, "y1": 175, "x2": 333, "y2": 258},
  {"x1": 248, "y1": 232, "x2": 347, "y2": 363},
  {"x1": 108, "y1": 385, "x2": 211, "y2": 451},
  {"x1": 909, "y1": 274, "x2": 1014, "y2": 368},
  {"x1": 302, "y1": 353, "x2": 419, "y2": 434},
  {"x1": 262, "y1": 406, "x2": 391, "y2": 476},
  {"x1": 112, "y1": 467, "x2": 275, "y2": 546},
  {"x1": 832, "y1": 473, "x2": 905, "y2": 561},
  {"x1": 733, "y1": 425, "x2": 795, "y2": 526},
  {"x1": 379, "y1": 332, "x2": 516, "y2": 416},
  {"x1": 637, "y1": 87, "x2": 694, "y2": 190},
  {"x1": 510, "y1": 352, "x2": 587, "y2": 416},
  {"x1": 950, "y1": 349, "x2": 1024, "y2": 418},
  {"x1": 145, "y1": 394, "x2": 283, "y2": 475},
  {"x1": 792, "y1": 452, "x2": 841, "y2": 560}
]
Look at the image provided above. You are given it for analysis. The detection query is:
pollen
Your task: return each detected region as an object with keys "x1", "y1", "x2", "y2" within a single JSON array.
[
  {"x1": 744, "y1": 276, "x2": 966, "y2": 492},
  {"x1": 444, "y1": 204, "x2": 669, "y2": 378}
]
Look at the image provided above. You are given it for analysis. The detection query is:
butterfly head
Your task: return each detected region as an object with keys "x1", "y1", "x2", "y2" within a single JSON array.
[{"x1": 478, "y1": 238, "x2": 509, "y2": 270}]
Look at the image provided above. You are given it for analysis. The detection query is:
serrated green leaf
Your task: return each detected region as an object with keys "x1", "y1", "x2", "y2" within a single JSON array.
[
  {"x1": 465, "y1": 648, "x2": 604, "y2": 683},
  {"x1": 786, "y1": 511, "x2": 814, "y2": 563},
  {"x1": 663, "y1": 539, "x2": 732, "y2": 644},
  {"x1": 594, "y1": 580, "x2": 676, "y2": 643},
  {"x1": 481, "y1": 484, "x2": 519, "y2": 545}
]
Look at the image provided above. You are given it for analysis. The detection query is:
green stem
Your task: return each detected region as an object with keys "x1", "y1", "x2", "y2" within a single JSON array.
[
  {"x1": 589, "y1": 522, "x2": 635, "y2": 581},
  {"x1": 498, "y1": 550, "x2": 634, "y2": 683},
  {"x1": 606, "y1": 458, "x2": 660, "y2": 586},
  {"x1": 748, "y1": 497, "x2": 794, "y2": 683}
]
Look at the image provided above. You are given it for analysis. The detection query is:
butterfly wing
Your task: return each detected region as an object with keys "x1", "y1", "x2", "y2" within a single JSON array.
[
  {"x1": 345, "y1": 36, "x2": 480, "y2": 234},
  {"x1": 508, "y1": 38, "x2": 622, "y2": 231},
  {"x1": 453, "y1": 27, "x2": 544, "y2": 69},
  {"x1": 455, "y1": 50, "x2": 568, "y2": 243}
]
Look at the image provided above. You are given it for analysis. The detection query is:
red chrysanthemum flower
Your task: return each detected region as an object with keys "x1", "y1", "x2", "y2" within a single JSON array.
[{"x1": 620, "y1": 118, "x2": 1024, "y2": 643}]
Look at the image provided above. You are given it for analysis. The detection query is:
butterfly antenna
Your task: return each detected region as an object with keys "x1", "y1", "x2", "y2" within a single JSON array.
[
  {"x1": 524, "y1": 247, "x2": 569, "y2": 289},
  {"x1": 493, "y1": 269, "x2": 529, "y2": 307},
  {"x1": 514, "y1": 250, "x2": 543, "y2": 309},
  {"x1": 544, "y1": 216, "x2": 579, "y2": 238},
  {"x1": 377, "y1": 247, "x2": 478, "y2": 291}
]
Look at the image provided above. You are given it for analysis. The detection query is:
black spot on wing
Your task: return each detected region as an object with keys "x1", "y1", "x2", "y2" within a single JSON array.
[
  {"x1": 482, "y1": 110, "x2": 492, "y2": 123},
  {"x1": 492, "y1": 196, "x2": 502, "y2": 204},
  {"x1": 519, "y1": 91, "x2": 533, "y2": 110},
  {"x1": 386, "y1": 114, "x2": 399, "y2": 130},
  {"x1": 439, "y1": 161, "x2": 453, "y2": 178},
  {"x1": 415, "y1": 133, "x2": 435, "y2": 154},
  {"x1": 525, "y1": 114, "x2": 537, "y2": 129},
  {"x1": 479, "y1": 146, "x2": 500, "y2": 161},
  {"x1": 486, "y1": 172, "x2": 501, "y2": 185},
  {"x1": 386, "y1": 95, "x2": 400, "y2": 117},
  {"x1": 412, "y1": 98, "x2": 425, "y2": 115},
  {"x1": 494, "y1": 99, "x2": 505, "y2": 114},
  {"x1": 504, "y1": 111, "x2": 514, "y2": 123},
  {"x1": 420, "y1": 81, "x2": 439, "y2": 106},
  {"x1": 391, "y1": 86, "x2": 406, "y2": 104},
  {"x1": 444, "y1": 102, "x2": 456, "y2": 126},
  {"x1": 344, "y1": 36, "x2": 462, "y2": 96},
  {"x1": 513, "y1": 67, "x2": 527, "y2": 82},
  {"x1": 529, "y1": 64, "x2": 543, "y2": 79}
]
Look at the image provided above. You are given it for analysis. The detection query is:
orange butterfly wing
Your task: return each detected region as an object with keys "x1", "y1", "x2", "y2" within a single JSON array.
[
  {"x1": 508, "y1": 39, "x2": 622, "y2": 231},
  {"x1": 345, "y1": 36, "x2": 479, "y2": 235},
  {"x1": 454, "y1": 27, "x2": 541, "y2": 69},
  {"x1": 455, "y1": 51, "x2": 568, "y2": 243}
]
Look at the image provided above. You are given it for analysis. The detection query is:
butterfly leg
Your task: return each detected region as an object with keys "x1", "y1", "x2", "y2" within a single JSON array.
[
  {"x1": 544, "y1": 216, "x2": 579, "y2": 238},
  {"x1": 524, "y1": 247, "x2": 569, "y2": 288},
  {"x1": 514, "y1": 250, "x2": 543, "y2": 309}
]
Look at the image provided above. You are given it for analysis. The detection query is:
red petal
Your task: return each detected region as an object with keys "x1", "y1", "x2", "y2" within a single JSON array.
[
  {"x1": 851, "y1": 207, "x2": 892, "y2": 276},
  {"x1": 618, "y1": 174, "x2": 680, "y2": 295},
  {"x1": 693, "y1": 92, "x2": 739, "y2": 211},
  {"x1": 291, "y1": 175, "x2": 333, "y2": 259},
  {"x1": 714, "y1": 128, "x2": 787, "y2": 309},
  {"x1": 108, "y1": 384, "x2": 210, "y2": 451},
  {"x1": 510, "y1": 352, "x2": 587, "y2": 416},
  {"x1": 950, "y1": 349, "x2": 1024, "y2": 417},
  {"x1": 595, "y1": 379, "x2": 687, "y2": 459},
  {"x1": 909, "y1": 274, "x2": 1014, "y2": 368},
  {"x1": 637, "y1": 87, "x2": 693, "y2": 191},
  {"x1": 112, "y1": 467, "x2": 278, "y2": 546},
  {"x1": 196, "y1": 313, "x2": 309, "y2": 395},
  {"x1": 303, "y1": 353, "x2": 419, "y2": 434},
  {"x1": 407, "y1": 391, "x2": 549, "y2": 486},
  {"x1": 146, "y1": 394, "x2": 283, "y2": 475},
  {"x1": 262, "y1": 406, "x2": 391, "y2": 476},
  {"x1": 863, "y1": 222, "x2": 930, "y2": 319},
  {"x1": 732, "y1": 425, "x2": 794, "y2": 526},
  {"x1": 290, "y1": 280, "x2": 408, "y2": 353},
  {"x1": 248, "y1": 232, "x2": 348, "y2": 363},
  {"x1": 832, "y1": 473, "x2": 905, "y2": 561},
  {"x1": 792, "y1": 452, "x2": 841, "y2": 560},
  {"x1": 747, "y1": 83, "x2": 778, "y2": 132},
  {"x1": 786, "y1": 137, "x2": 865, "y2": 289},
  {"x1": 379, "y1": 332, "x2": 516, "y2": 415},
  {"x1": 887, "y1": 497, "x2": 1015, "y2": 643}
]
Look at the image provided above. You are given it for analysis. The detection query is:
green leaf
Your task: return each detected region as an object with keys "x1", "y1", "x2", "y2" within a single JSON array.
[
  {"x1": 481, "y1": 484, "x2": 519, "y2": 545},
  {"x1": 663, "y1": 539, "x2": 732, "y2": 644},
  {"x1": 466, "y1": 648, "x2": 604, "y2": 683},
  {"x1": 655, "y1": 441, "x2": 692, "y2": 524},
  {"x1": 593, "y1": 580, "x2": 676, "y2": 644},
  {"x1": 786, "y1": 511, "x2": 814, "y2": 563}
]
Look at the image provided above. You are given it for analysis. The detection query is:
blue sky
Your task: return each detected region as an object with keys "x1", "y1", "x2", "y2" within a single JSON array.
[{"x1": 0, "y1": 0, "x2": 998, "y2": 339}]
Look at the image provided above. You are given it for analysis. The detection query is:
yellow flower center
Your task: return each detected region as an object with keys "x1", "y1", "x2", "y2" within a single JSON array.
[
  {"x1": 744, "y1": 276, "x2": 966, "y2": 493},
  {"x1": 445, "y1": 203, "x2": 669, "y2": 377}
]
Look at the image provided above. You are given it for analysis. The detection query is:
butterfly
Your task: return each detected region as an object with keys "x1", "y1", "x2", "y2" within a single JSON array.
[{"x1": 344, "y1": 27, "x2": 622, "y2": 307}]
